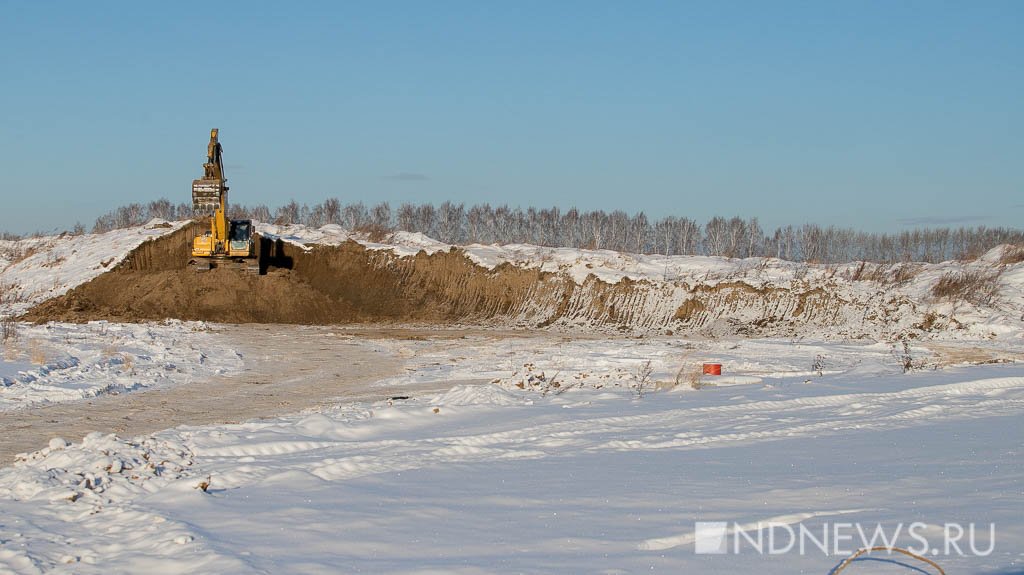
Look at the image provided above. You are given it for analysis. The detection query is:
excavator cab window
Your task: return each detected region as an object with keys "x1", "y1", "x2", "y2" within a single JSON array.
[{"x1": 229, "y1": 220, "x2": 252, "y2": 242}]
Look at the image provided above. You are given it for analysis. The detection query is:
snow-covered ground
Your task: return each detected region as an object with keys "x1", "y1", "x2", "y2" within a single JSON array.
[
  {"x1": 371, "y1": 333, "x2": 945, "y2": 393},
  {"x1": 1, "y1": 333, "x2": 1021, "y2": 574},
  {"x1": 0, "y1": 321, "x2": 241, "y2": 411}
]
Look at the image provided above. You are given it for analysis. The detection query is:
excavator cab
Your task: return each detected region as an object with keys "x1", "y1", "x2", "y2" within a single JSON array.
[{"x1": 228, "y1": 219, "x2": 255, "y2": 256}]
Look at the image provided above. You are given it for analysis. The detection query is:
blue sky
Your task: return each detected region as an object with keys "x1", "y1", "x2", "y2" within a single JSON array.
[{"x1": 1, "y1": 1, "x2": 1021, "y2": 234}]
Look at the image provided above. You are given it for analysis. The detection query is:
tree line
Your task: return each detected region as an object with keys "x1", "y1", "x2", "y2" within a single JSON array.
[{"x1": 91, "y1": 198, "x2": 1024, "y2": 264}]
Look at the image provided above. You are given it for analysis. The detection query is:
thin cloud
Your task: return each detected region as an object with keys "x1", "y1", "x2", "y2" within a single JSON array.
[
  {"x1": 384, "y1": 172, "x2": 429, "y2": 181},
  {"x1": 897, "y1": 215, "x2": 991, "y2": 226}
]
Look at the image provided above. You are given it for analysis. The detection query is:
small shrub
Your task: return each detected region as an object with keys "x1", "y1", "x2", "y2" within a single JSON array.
[
  {"x1": 896, "y1": 340, "x2": 913, "y2": 373},
  {"x1": 812, "y1": 354, "x2": 827, "y2": 377},
  {"x1": 631, "y1": 360, "x2": 654, "y2": 398},
  {"x1": 931, "y1": 270, "x2": 1000, "y2": 306},
  {"x1": 1, "y1": 316, "x2": 17, "y2": 344},
  {"x1": 892, "y1": 339, "x2": 927, "y2": 373}
]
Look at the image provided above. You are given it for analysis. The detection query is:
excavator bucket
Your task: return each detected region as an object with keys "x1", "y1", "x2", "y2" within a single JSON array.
[{"x1": 192, "y1": 178, "x2": 223, "y2": 216}]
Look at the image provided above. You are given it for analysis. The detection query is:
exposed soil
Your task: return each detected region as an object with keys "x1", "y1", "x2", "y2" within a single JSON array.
[
  {"x1": 23, "y1": 223, "x2": 925, "y2": 337},
  {"x1": 923, "y1": 343, "x2": 1024, "y2": 367}
]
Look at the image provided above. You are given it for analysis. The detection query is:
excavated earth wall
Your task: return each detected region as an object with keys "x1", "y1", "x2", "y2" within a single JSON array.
[{"x1": 24, "y1": 225, "x2": 925, "y2": 337}]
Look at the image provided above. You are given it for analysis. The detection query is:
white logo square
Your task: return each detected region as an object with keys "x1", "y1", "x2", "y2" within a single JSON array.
[{"x1": 695, "y1": 521, "x2": 729, "y2": 554}]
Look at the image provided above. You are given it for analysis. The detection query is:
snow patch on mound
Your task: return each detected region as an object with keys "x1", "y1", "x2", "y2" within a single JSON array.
[{"x1": 0, "y1": 220, "x2": 188, "y2": 316}]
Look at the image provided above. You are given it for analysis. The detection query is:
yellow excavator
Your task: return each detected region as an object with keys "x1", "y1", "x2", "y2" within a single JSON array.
[{"x1": 189, "y1": 129, "x2": 258, "y2": 272}]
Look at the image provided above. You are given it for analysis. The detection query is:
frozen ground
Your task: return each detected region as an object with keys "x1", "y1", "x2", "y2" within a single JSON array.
[
  {"x1": 0, "y1": 321, "x2": 241, "y2": 412},
  {"x1": 1, "y1": 330, "x2": 1022, "y2": 574},
  {"x1": 0, "y1": 325, "x2": 429, "y2": 463}
]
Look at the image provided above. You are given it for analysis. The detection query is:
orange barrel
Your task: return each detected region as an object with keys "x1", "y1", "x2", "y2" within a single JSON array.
[{"x1": 702, "y1": 363, "x2": 722, "y2": 376}]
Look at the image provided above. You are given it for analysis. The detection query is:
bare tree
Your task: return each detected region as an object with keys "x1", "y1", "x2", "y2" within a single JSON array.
[
  {"x1": 414, "y1": 204, "x2": 437, "y2": 237},
  {"x1": 251, "y1": 204, "x2": 271, "y2": 223},
  {"x1": 306, "y1": 204, "x2": 326, "y2": 228},
  {"x1": 630, "y1": 212, "x2": 650, "y2": 253},
  {"x1": 274, "y1": 200, "x2": 301, "y2": 225},
  {"x1": 704, "y1": 216, "x2": 728, "y2": 256},
  {"x1": 396, "y1": 203, "x2": 417, "y2": 232},
  {"x1": 87, "y1": 197, "x2": 1024, "y2": 264},
  {"x1": 437, "y1": 201, "x2": 464, "y2": 243},
  {"x1": 342, "y1": 202, "x2": 369, "y2": 230},
  {"x1": 369, "y1": 202, "x2": 393, "y2": 232},
  {"x1": 146, "y1": 199, "x2": 175, "y2": 221},
  {"x1": 323, "y1": 198, "x2": 341, "y2": 225}
]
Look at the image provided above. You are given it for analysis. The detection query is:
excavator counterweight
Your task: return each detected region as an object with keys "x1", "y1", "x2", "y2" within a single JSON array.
[{"x1": 189, "y1": 129, "x2": 258, "y2": 273}]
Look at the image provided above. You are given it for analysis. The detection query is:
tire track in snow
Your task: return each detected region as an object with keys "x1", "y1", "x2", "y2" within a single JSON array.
[{"x1": 192, "y1": 377, "x2": 1024, "y2": 486}]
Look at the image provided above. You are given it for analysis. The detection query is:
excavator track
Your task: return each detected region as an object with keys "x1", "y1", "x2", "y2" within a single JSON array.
[{"x1": 188, "y1": 257, "x2": 260, "y2": 274}]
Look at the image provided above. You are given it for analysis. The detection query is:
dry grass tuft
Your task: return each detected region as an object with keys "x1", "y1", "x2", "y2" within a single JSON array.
[
  {"x1": 0, "y1": 280, "x2": 27, "y2": 306},
  {"x1": 931, "y1": 270, "x2": 1001, "y2": 306},
  {"x1": 28, "y1": 339, "x2": 46, "y2": 365},
  {"x1": 999, "y1": 245, "x2": 1024, "y2": 265},
  {"x1": 353, "y1": 223, "x2": 391, "y2": 243},
  {"x1": 675, "y1": 361, "x2": 706, "y2": 390},
  {"x1": 891, "y1": 264, "x2": 920, "y2": 284},
  {"x1": 101, "y1": 345, "x2": 136, "y2": 374},
  {"x1": 847, "y1": 262, "x2": 919, "y2": 285},
  {"x1": 1, "y1": 244, "x2": 42, "y2": 266}
]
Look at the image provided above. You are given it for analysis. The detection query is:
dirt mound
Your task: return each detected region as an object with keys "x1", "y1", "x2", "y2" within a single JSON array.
[
  {"x1": 25, "y1": 229, "x2": 571, "y2": 325},
  {"x1": 24, "y1": 226, "x2": 926, "y2": 337}
]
